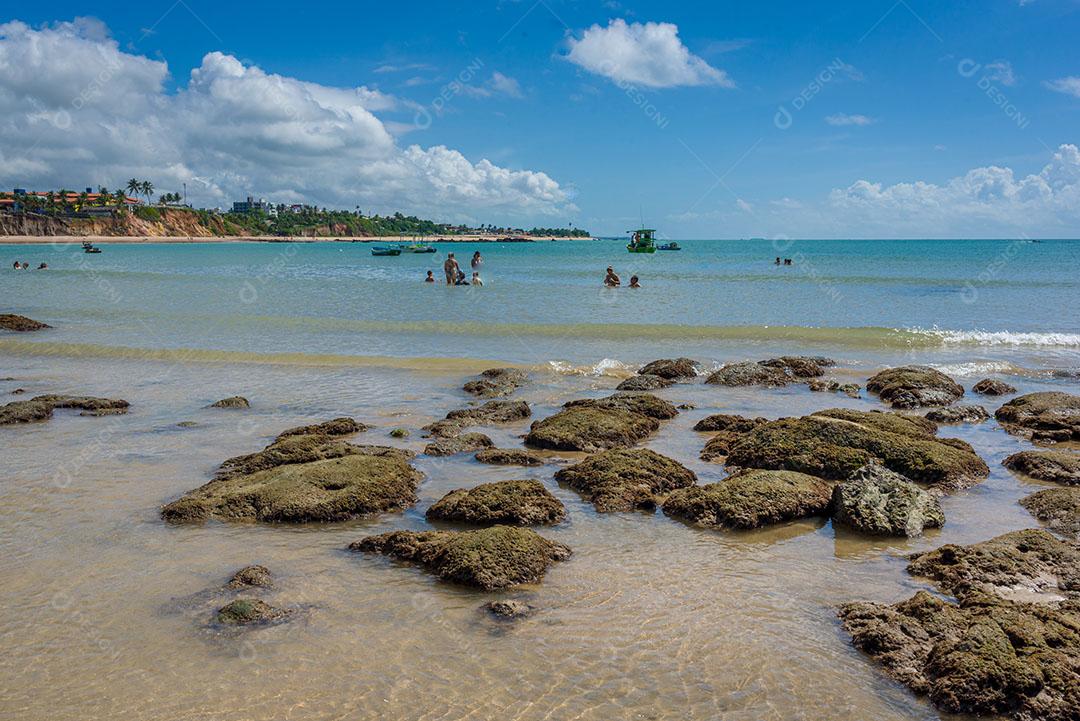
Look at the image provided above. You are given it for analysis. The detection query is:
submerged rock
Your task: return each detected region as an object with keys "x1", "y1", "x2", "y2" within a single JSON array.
[
  {"x1": 524, "y1": 393, "x2": 676, "y2": 452},
  {"x1": 350, "y1": 526, "x2": 571, "y2": 590},
  {"x1": 208, "y1": 396, "x2": 249, "y2": 409},
  {"x1": 389, "y1": 428, "x2": 409, "y2": 438},
  {"x1": 482, "y1": 599, "x2": 535, "y2": 619},
  {"x1": 831, "y1": 464, "x2": 944, "y2": 537},
  {"x1": 0, "y1": 314, "x2": 51, "y2": 332},
  {"x1": 704, "y1": 361, "x2": 791, "y2": 387},
  {"x1": 924, "y1": 404, "x2": 990, "y2": 424},
  {"x1": 1004, "y1": 450, "x2": 1080, "y2": 485},
  {"x1": 866, "y1": 365, "x2": 964, "y2": 408},
  {"x1": 474, "y1": 448, "x2": 544, "y2": 466},
  {"x1": 839, "y1": 590, "x2": 1080, "y2": 721},
  {"x1": 463, "y1": 368, "x2": 528, "y2": 398},
  {"x1": 1021, "y1": 488, "x2": 1080, "y2": 538},
  {"x1": 0, "y1": 394, "x2": 129, "y2": 425},
  {"x1": 226, "y1": 565, "x2": 273, "y2": 589},
  {"x1": 662, "y1": 469, "x2": 833, "y2": 529},
  {"x1": 554, "y1": 448, "x2": 697, "y2": 512},
  {"x1": 972, "y1": 378, "x2": 1017, "y2": 396},
  {"x1": 723, "y1": 408, "x2": 989, "y2": 491},
  {"x1": 638, "y1": 358, "x2": 700, "y2": 380},
  {"x1": 807, "y1": 379, "x2": 861, "y2": 397},
  {"x1": 616, "y1": 374, "x2": 674, "y2": 391},
  {"x1": 427, "y1": 479, "x2": 565, "y2": 526},
  {"x1": 424, "y1": 432, "x2": 494, "y2": 456},
  {"x1": 424, "y1": 400, "x2": 531, "y2": 438},
  {"x1": 995, "y1": 392, "x2": 1080, "y2": 444},
  {"x1": 216, "y1": 598, "x2": 291, "y2": 626}
]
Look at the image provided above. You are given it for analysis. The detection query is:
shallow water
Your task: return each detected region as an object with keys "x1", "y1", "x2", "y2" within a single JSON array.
[{"x1": 1, "y1": 239, "x2": 1078, "y2": 720}]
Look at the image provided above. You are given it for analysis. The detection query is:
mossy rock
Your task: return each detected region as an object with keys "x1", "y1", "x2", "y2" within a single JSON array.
[
  {"x1": 482, "y1": 599, "x2": 535, "y2": 619},
  {"x1": 427, "y1": 479, "x2": 565, "y2": 526},
  {"x1": 213, "y1": 432, "x2": 408, "y2": 481},
  {"x1": 722, "y1": 408, "x2": 988, "y2": 491},
  {"x1": 865, "y1": 365, "x2": 964, "y2": 408},
  {"x1": 704, "y1": 361, "x2": 791, "y2": 387},
  {"x1": 350, "y1": 526, "x2": 571, "y2": 590},
  {"x1": 216, "y1": 598, "x2": 291, "y2": 626},
  {"x1": 474, "y1": 448, "x2": 544, "y2": 466},
  {"x1": 907, "y1": 528, "x2": 1080, "y2": 601},
  {"x1": 225, "y1": 565, "x2": 273, "y2": 589},
  {"x1": 0, "y1": 394, "x2": 129, "y2": 425},
  {"x1": 1021, "y1": 488, "x2": 1080, "y2": 539},
  {"x1": 662, "y1": 469, "x2": 832, "y2": 529},
  {"x1": 616, "y1": 374, "x2": 674, "y2": 391},
  {"x1": 638, "y1": 358, "x2": 700, "y2": 379},
  {"x1": 524, "y1": 408, "x2": 652, "y2": 452},
  {"x1": 208, "y1": 396, "x2": 249, "y2": 409},
  {"x1": 972, "y1": 378, "x2": 1017, "y2": 396},
  {"x1": 463, "y1": 368, "x2": 528, "y2": 397},
  {"x1": 995, "y1": 392, "x2": 1080, "y2": 444},
  {"x1": 562, "y1": 392, "x2": 678, "y2": 419},
  {"x1": 276, "y1": 417, "x2": 366, "y2": 439},
  {"x1": 759, "y1": 355, "x2": 834, "y2": 378},
  {"x1": 925, "y1": 404, "x2": 989, "y2": 424},
  {"x1": 831, "y1": 464, "x2": 944, "y2": 537},
  {"x1": 1004, "y1": 450, "x2": 1080, "y2": 485},
  {"x1": 554, "y1": 447, "x2": 696, "y2": 512},
  {"x1": 162, "y1": 449, "x2": 422, "y2": 523},
  {"x1": 839, "y1": 590, "x2": 1080, "y2": 720},
  {"x1": 695, "y1": 414, "x2": 769, "y2": 462},
  {"x1": 0, "y1": 314, "x2": 51, "y2": 332},
  {"x1": 424, "y1": 432, "x2": 494, "y2": 456},
  {"x1": 424, "y1": 400, "x2": 531, "y2": 438},
  {"x1": 389, "y1": 428, "x2": 409, "y2": 439}
]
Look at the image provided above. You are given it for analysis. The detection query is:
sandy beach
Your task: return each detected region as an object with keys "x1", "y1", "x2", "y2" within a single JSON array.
[{"x1": 0, "y1": 234, "x2": 594, "y2": 245}]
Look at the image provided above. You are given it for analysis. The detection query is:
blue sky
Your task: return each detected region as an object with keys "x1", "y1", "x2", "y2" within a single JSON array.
[{"x1": 2, "y1": 1, "x2": 1079, "y2": 237}]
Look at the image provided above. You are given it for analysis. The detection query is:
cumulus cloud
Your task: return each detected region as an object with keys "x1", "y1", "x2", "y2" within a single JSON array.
[
  {"x1": 825, "y1": 113, "x2": 875, "y2": 126},
  {"x1": 1045, "y1": 76, "x2": 1080, "y2": 98},
  {"x1": 566, "y1": 19, "x2": 734, "y2": 89},
  {"x1": 0, "y1": 19, "x2": 571, "y2": 221}
]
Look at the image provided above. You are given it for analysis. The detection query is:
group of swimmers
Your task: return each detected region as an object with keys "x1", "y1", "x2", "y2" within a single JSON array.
[
  {"x1": 774, "y1": 257, "x2": 794, "y2": 265},
  {"x1": 11, "y1": 261, "x2": 46, "y2": 270},
  {"x1": 604, "y1": 267, "x2": 640, "y2": 288},
  {"x1": 425, "y1": 250, "x2": 484, "y2": 286}
]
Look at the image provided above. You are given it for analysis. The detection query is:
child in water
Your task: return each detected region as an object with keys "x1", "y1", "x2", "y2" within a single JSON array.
[
  {"x1": 471, "y1": 271, "x2": 483, "y2": 286},
  {"x1": 425, "y1": 270, "x2": 435, "y2": 283},
  {"x1": 629, "y1": 275, "x2": 641, "y2": 288}
]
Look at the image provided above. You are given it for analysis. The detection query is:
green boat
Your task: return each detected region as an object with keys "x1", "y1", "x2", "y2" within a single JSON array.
[
  {"x1": 627, "y1": 228, "x2": 657, "y2": 253},
  {"x1": 657, "y1": 242, "x2": 681, "y2": 251},
  {"x1": 403, "y1": 243, "x2": 437, "y2": 253},
  {"x1": 370, "y1": 245, "x2": 402, "y2": 256}
]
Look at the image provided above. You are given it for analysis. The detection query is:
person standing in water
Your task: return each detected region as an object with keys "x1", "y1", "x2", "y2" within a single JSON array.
[
  {"x1": 444, "y1": 253, "x2": 460, "y2": 285},
  {"x1": 471, "y1": 251, "x2": 483, "y2": 270},
  {"x1": 604, "y1": 266, "x2": 621, "y2": 287}
]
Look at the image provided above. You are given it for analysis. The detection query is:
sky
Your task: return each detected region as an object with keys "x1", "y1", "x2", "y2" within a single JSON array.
[{"x1": 1, "y1": 1, "x2": 1079, "y2": 238}]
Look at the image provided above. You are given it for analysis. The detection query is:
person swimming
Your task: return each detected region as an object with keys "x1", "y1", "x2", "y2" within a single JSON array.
[
  {"x1": 424, "y1": 270, "x2": 435, "y2": 283},
  {"x1": 471, "y1": 271, "x2": 483, "y2": 286},
  {"x1": 629, "y1": 275, "x2": 640, "y2": 288},
  {"x1": 604, "y1": 266, "x2": 620, "y2": 287},
  {"x1": 775, "y1": 257, "x2": 781, "y2": 265}
]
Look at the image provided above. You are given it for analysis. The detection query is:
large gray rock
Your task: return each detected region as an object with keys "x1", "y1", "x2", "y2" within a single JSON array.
[
  {"x1": 924, "y1": 404, "x2": 989, "y2": 424},
  {"x1": 463, "y1": 368, "x2": 528, "y2": 397},
  {"x1": 866, "y1": 365, "x2": 964, "y2": 408},
  {"x1": 972, "y1": 378, "x2": 1016, "y2": 396},
  {"x1": 831, "y1": 464, "x2": 945, "y2": 537},
  {"x1": 638, "y1": 358, "x2": 700, "y2": 379},
  {"x1": 1003, "y1": 450, "x2": 1080, "y2": 485},
  {"x1": 995, "y1": 392, "x2": 1080, "y2": 444},
  {"x1": 1021, "y1": 487, "x2": 1080, "y2": 539}
]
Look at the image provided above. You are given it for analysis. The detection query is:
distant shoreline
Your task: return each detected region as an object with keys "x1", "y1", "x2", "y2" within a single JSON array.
[{"x1": 0, "y1": 234, "x2": 595, "y2": 245}]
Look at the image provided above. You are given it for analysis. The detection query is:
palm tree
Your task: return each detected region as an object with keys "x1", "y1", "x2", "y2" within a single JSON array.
[
  {"x1": 141, "y1": 180, "x2": 154, "y2": 205},
  {"x1": 126, "y1": 179, "x2": 140, "y2": 201}
]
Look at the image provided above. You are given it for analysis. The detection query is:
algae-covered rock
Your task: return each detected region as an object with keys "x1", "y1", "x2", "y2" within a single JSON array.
[
  {"x1": 1021, "y1": 488, "x2": 1080, "y2": 539},
  {"x1": 972, "y1": 378, "x2": 1017, "y2": 396},
  {"x1": 216, "y1": 598, "x2": 291, "y2": 626},
  {"x1": 162, "y1": 448, "x2": 422, "y2": 523},
  {"x1": 276, "y1": 417, "x2": 366, "y2": 439},
  {"x1": 226, "y1": 565, "x2": 273, "y2": 589},
  {"x1": 866, "y1": 365, "x2": 964, "y2": 408},
  {"x1": 0, "y1": 314, "x2": 51, "y2": 332},
  {"x1": 759, "y1": 355, "x2": 834, "y2": 378},
  {"x1": 807, "y1": 379, "x2": 861, "y2": 397},
  {"x1": 424, "y1": 400, "x2": 531, "y2": 438},
  {"x1": 554, "y1": 448, "x2": 697, "y2": 512},
  {"x1": 1004, "y1": 450, "x2": 1080, "y2": 485},
  {"x1": 839, "y1": 590, "x2": 1080, "y2": 720},
  {"x1": 463, "y1": 368, "x2": 528, "y2": 397},
  {"x1": 474, "y1": 448, "x2": 544, "y2": 466},
  {"x1": 389, "y1": 428, "x2": 409, "y2": 438},
  {"x1": 638, "y1": 358, "x2": 700, "y2": 380},
  {"x1": 723, "y1": 408, "x2": 988, "y2": 491},
  {"x1": 524, "y1": 393, "x2": 676, "y2": 453},
  {"x1": 209, "y1": 396, "x2": 249, "y2": 409},
  {"x1": 483, "y1": 599, "x2": 535, "y2": 619},
  {"x1": 995, "y1": 392, "x2": 1080, "y2": 444},
  {"x1": 424, "y1": 432, "x2": 494, "y2": 456},
  {"x1": 662, "y1": 469, "x2": 833, "y2": 529},
  {"x1": 616, "y1": 374, "x2": 674, "y2": 391},
  {"x1": 695, "y1": 414, "x2": 769, "y2": 462},
  {"x1": 907, "y1": 528, "x2": 1080, "y2": 601},
  {"x1": 563, "y1": 392, "x2": 679, "y2": 419},
  {"x1": 704, "y1": 361, "x2": 791, "y2": 387},
  {"x1": 350, "y1": 526, "x2": 571, "y2": 590},
  {"x1": 831, "y1": 464, "x2": 944, "y2": 537},
  {"x1": 0, "y1": 394, "x2": 129, "y2": 425},
  {"x1": 427, "y1": 479, "x2": 565, "y2": 526},
  {"x1": 213, "y1": 432, "x2": 407, "y2": 481},
  {"x1": 924, "y1": 404, "x2": 989, "y2": 424}
]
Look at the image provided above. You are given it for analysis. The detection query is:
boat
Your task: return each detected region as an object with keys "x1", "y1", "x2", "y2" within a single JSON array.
[
  {"x1": 657, "y1": 242, "x2": 681, "y2": 251},
  {"x1": 627, "y1": 228, "x2": 657, "y2": 253},
  {"x1": 370, "y1": 245, "x2": 402, "y2": 256},
  {"x1": 82, "y1": 241, "x2": 102, "y2": 254},
  {"x1": 403, "y1": 243, "x2": 437, "y2": 253}
]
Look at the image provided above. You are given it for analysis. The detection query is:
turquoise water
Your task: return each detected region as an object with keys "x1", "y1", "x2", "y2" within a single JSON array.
[{"x1": 3, "y1": 238, "x2": 1079, "y2": 370}]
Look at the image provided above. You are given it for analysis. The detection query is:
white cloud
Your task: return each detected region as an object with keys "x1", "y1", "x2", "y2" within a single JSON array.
[
  {"x1": 736, "y1": 198, "x2": 752, "y2": 213},
  {"x1": 1044, "y1": 76, "x2": 1080, "y2": 98},
  {"x1": 983, "y1": 60, "x2": 1017, "y2": 86},
  {"x1": 825, "y1": 113, "x2": 875, "y2": 126},
  {"x1": 566, "y1": 19, "x2": 734, "y2": 89},
  {"x1": 461, "y1": 72, "x2": 524, "y2": 99},
  {"x1": 0, "y1": 19, "x2": 571, "y2": 221}
]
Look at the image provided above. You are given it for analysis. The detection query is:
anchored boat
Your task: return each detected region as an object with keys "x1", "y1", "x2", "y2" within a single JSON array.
[
  {"x1": 370, "y1": 245, "x2": 402, "y2": 256},
  {"x1": 627, "y1": 228, "x2": 657, "y2": 253},
  {"x1": 403, "y1": 243, "x2": 437, "y2": 253},
  {"x1": 657, "y1": 242, "x2": 681, "y2": 251}
]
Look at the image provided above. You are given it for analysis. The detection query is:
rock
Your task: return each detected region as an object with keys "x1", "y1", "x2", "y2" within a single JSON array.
[
  {"x1": 1004, "y1": 450, "x2": 1080, "y2": 485},
  {"x1": 554, "y1": 448, "x2": 696, "y2": 512},
  {"x1": 11, "y1": 388, "x2": 25, "y2": 395},
  {"x1": 831, "y1": 464, "x2": 945, "y2": 537},
  {"x1": 638, "y1": 358, "x2": 699, "y2": 380},
  {"x1": 389, "y1": 428, "x2": 409, "y2": 438},
  {"x1": 424, "y1": 400, "x2": 531, "y2": 438},
  {"x1": 1021, "y1": 488, "x2": 1080, "y2": 539},
  {"x1": 808, "y1": 379, "x2": 861, "y2": 397},
  {"x1": 865, "y1": 365, "x2": 965, "y2": 408},
  {"x1": 838, "y1": 383, "x2": 862, "y2": 398},
  {"x1": 216, "y1": 598, "x2": 291, "y2": 626},
  {"x1": 759, "y1": 355, "x2": 834, "y2": 378},
  {"x1": 524, "y1": 393, "x2": 676, "y2": 453},
  {"x1": 924, "y1": 404, "x2": 990, "y2": 424},
  {"x1": 972, "y1": 378, "x2": 1017, "y2": 396},
  {"x1": 705, "y1": 361, "x2": 791, "y2": 387},
  {"x1": 162, "y1": 446, "x2": 422, "y2": 523},
  {"x1": 677, "y1": 403, "x2": 696, "y2": 410},
  {"x1": 424, "y1": 432, "x2": 494, "y2": 456},
  {"x1": 276, "y1": 417, "x2": 366, "y2": 439},
  {"x1": 0, "y1": 394, "x2": 129, "y2": 425},
  {"x1": 839, "y1": 590, "x2": 1080, "y2": 720},
  {"x1": 907, "y1": 528, "x2": 1080, "y2": 601},
  {"x1": 427, "y1": 480, "x2": 566, "y2": 526},
  {"x1": 723, "y1": 408, "x2": 989, "y2": 491},
  {"x1": 176, "y1": 421, "x2": 198, "y2": 428},
  {"x1": 350, "y1": 526, "x2": 571, "y2": 590},
  {"x1": 226, "y1": 565, "x2": 273, "y2": 589},
  {"x1": 0, "y1": 314, "x2": 51, "y2": 331},
  {"x1": 616, "y1": 374, "x2": 674, "y2": 391},
  {"x1": 995, "y1": 392, "x2": 1080, "y2": 444},
  {"x1": 482, "y1": 599, "x2": 535, "y2": 619},
  {"x1": 208, "y1": 396, "x2": 249, "y2": 409},
  {"x1": 474, "y1": 448, "x2": 544, "y2": 466},
  {"x1": 662, "y1": 469, "x2": 833, "y2": 529},
  {"x1": 695, "y1": 415, "x2": 769, "y2": 462},
  {"x1": 463, "y1": 368, "x2": 528, "y2": 398},
  {"x1": 213, "y1": 431, "x2": 406, "y2": 481}
]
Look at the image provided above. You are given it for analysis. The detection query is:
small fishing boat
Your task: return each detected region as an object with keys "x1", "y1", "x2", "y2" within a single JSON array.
[
  {"x1": 370, "y1": 245, "x2": 402, "y2": 256},
  {"x1": 657, "y1": 242, "x2": 681, "y2": 251},
  {"x1": 627, "y1": 228, "x2": 657, "y2": 253},
  {"x1": 403, "y1": 243, "x2": 437, "y2": 253},
  {"x1": 82, "y1": 241, "x2": 102, "y2": 254}
]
